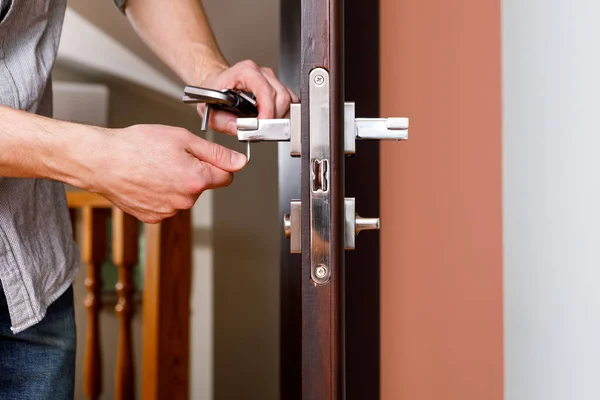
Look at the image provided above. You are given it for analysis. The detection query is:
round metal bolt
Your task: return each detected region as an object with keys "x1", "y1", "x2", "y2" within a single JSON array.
[
  {"x1": 315, "y1": 265, "x2": 327, "y2": 279},
  {"x1": 314, "y1": 75, "x2": 325, "y2": 86},
  {"x1": 283, "y1": 214, "x2": 291, "y2": 238}
]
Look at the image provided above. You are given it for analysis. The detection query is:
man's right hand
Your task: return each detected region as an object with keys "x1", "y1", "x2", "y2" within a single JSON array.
[
  {"x1": 79, "y1": 124, "x2": 247, "y2": 224},
  {"x1": 0, "y1": 106, "x2": 239, "y2": 224}
]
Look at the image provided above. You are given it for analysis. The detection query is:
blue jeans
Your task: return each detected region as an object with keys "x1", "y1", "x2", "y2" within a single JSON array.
[{"x1": 0, "y1": 285, "x2": 76, "y2": 400}]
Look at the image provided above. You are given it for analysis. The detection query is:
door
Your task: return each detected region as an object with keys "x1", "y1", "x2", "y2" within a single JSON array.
[
  {"x1": 235, "y1": 0, "x2": 408, "y2": 397},
  {"x1": 279, "y1": 0, "x2": 390, "y2": 399},
  {"x1": 279, "y1": 0, "x2": 347, "y2": 397}
]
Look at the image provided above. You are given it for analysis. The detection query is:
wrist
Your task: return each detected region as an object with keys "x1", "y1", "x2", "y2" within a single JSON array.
[
  {"x1": 44, "y1": 121, "x2": 112, "y2": 192},
  {"x1": 178, "y1": 42, "x2": 228, "y2": 85}
]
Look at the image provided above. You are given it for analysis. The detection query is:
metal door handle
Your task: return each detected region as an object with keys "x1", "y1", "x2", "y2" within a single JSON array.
[
  {"x1": 284, "y1": 198, "x2": 380, "y2": 253},
  {"x1": 236, "y1": 103, "x2": 302, "y2": 160},
  {"x1": 344, "y1": 102, "x2": 408, "y2": 154},
  {"x1": 236, "y1": 102, "x2": 408, "y2": 156},
  {"x1": 233, "y1": 100, "x2": 408, "y2": 255}
]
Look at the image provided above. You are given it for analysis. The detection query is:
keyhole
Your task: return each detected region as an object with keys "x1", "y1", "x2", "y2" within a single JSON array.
[{"x1": 312, "y1": 159, "x2": 328, "y2": 192}]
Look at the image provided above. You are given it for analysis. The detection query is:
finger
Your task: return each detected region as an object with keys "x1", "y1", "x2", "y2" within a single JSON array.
[
  {"x1": 197, "y1": 161, "x2": 235, "y2": 190},
  {"x1": 186, "y1": 134, "x2": 247, "y2": 172},
  {"x1": 261, "y1": 67, "x2": 293, "y2": 118},
  {"x1": 232, "y1": 62, "x2": 277, "y2": 119},
  {"x1": 287, "y1": 87, "x2": 300, "y2": 103},
  {"x1": 207, "y1": 109, "x2": 238, "y2": 136},
  {"x1": 260, "y1": 66, "x2": 299, "y2": 104}
]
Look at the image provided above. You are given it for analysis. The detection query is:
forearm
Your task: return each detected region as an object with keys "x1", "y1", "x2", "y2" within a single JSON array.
[
  {"x1": 0, "y1": 105, "x2": 103, "y2": 189},
  {"x1": 123, "y1": 0, "x2": 228, "y2": 84}
]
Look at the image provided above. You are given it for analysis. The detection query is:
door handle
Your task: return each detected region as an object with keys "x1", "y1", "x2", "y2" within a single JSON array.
[
  {"x1": 344, "y1": 102, "x2": 408, "y2": 154},
  {"x1": 235, "y1": 102, "x2": 408, "y2": 156},
  {"x1": 181, "y1": 85, "x2": 409, "y2": 257},
  {"x1": 283, "y1": 198, "x2": 380, "y2": 254},
  {"x1": 237, "y1": 103, "x2": 302, "y2": 160},
  {"x1": 234, "y1": 98, "x2": 408, "y2": 258}
]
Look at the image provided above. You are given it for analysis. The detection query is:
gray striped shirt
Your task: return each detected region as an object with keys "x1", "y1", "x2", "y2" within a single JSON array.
[{"x1": 0, "y1": 0, "x2": 79, "y2": 333}]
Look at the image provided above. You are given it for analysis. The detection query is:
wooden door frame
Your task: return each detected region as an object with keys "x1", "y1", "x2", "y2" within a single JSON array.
[
  {"x1": 299, "y1": 0, "x2": 345, "y2": 398},
  {"x1": 279, "y1": 0, "x2": 381, "y2": 398}
]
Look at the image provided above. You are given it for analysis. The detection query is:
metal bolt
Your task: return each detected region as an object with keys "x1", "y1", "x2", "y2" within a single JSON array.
[
  {"x1": 283, "y1": 214, "x2": 291, "y2": 238},
  {"x1": 315, "y1": 265, "x2": 327, "y2": 279},
  {"x1": 314, "y1": 75, "x2": 325, "y2": 86}
]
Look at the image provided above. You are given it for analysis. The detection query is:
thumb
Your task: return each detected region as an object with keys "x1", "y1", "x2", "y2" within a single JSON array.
[{"x1": 186, "y1": 135, "x2": 247, "y2": 172}]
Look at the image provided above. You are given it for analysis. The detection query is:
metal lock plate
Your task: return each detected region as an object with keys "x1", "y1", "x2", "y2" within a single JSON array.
[{"x1": 309, "y1": 67, "x2": 331, "y2": 285}]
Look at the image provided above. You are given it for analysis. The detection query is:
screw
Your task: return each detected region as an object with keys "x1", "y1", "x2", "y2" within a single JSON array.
[
  {"x1": 314, "y1": 75, "x2": 325, "y2": 86},
  {"x1": 315, "y1": 265, "x2": 327, "y2": 279}
]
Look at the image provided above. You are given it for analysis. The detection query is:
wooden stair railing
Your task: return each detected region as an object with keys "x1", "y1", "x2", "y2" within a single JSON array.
[
  {"x1": 82, "y1": 206, "x2": 110, "y2": 400},
  {"x1": 112, "y1": 208, "x2": 138, "y2": 400},
  {"x1": 67, "y1": 191, "x2": 191, "y2": 400}
]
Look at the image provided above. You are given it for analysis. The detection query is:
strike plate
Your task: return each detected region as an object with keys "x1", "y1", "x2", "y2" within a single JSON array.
[{"x1": 309, "y1": 68, "x2": 331, "y2": 285}]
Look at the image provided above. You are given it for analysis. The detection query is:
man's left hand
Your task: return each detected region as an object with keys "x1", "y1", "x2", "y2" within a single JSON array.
[{"x1": 197, "y1": 60, "x2": 299, "y2": 135}]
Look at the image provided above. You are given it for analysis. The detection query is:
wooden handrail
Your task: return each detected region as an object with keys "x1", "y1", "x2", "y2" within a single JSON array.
[
  {"x1": 67, "y1": 191, "x2": 112, "y2": 208},
  {"x1": 81, "y1": 207, "x2": 110, "y2": 400},
  {"x1": 112, "y1": 208, "x2": 138, "y2": 400},
  {"x1": 67, "y1": 190, "x2": 191, "y2": 400}
]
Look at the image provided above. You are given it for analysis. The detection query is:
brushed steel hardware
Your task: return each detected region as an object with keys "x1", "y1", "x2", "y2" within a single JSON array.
[
  {"x1": 355, "y1": 217, "x2": 380, "y2": 234},
  {"x1": 236, "y1": 103, "x2": 302, "y2": 158},
  {"x1": 237, "y1": 118, "x2": 291, "y2": 141},
  {"x1": 285, "y1": 198, "x2": 380, "y2": 253},
  {"x1": 309, "y1": 68, "x2": 331, "y2": 285},
  {"x1": 236, "y1": 102, "x2": 408, "y2": 158},
  {"x1": 344, "y1": 198, "x2": 380, "y2": 250},
  {"x1": 344, "y1": 102, "x2": 409, "y2": 154},
  {"x1": 234, "y1": 92, "x2": 406, "y2": 258},
  {"x1": 283, "y1": 200, "x2": 302, "y2": 254}
]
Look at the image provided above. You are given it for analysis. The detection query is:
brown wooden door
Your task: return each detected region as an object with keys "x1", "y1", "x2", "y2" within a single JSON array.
[
  {"x1": 278, "y1": 0, "x2": 386, "y2": 399},
  {"x1": 298, "y1": 0, "x2": 345, "y2": 399}
]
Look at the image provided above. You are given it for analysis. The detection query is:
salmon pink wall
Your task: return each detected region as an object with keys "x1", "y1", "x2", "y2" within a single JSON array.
[{"x1": 380, "y1": 1, "x2": 503, "y2": 399}]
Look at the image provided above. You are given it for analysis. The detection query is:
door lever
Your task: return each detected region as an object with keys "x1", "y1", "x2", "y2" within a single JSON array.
[
  {"x1": 283, "y1": 198, "x2": 380, "y2": 253},
  {"x1": 344, "y1": 102, "x2": 409, "y2": 154},
  {"x1": 236, "y1": 103, "x2": 302, "y2": 158}
]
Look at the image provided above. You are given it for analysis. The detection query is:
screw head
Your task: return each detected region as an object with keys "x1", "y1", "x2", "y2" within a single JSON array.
[
  {"x1": 315, "y1": 265, "x2": 327, "y2": 279},
  {"x1": 314, "y1": 75, "x2": 325, "y2": 86}
]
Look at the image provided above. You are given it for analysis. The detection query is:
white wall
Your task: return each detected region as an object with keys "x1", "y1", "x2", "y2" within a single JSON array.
[{"x1": 503, "y1": 1, "x2": 600, "y2": 399}]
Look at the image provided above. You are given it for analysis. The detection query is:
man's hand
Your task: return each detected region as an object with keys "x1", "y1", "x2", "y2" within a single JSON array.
[
  {"x1": 122, "y1": 0, "x2": 299, "y2": 135},
  {"x1": 86, "y1": 125, "x2": 247, "y2": 224},
  {"x1": 197, "y1": 61, "x2": 300, "y2": 135},
  {"x1": 0, "y1": 107, "x2": 246, "y2": 224}
]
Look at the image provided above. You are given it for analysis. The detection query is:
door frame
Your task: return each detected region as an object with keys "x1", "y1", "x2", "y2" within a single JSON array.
[{"x1": 279, "y1": 0, "x2": 381, "y2": 398}]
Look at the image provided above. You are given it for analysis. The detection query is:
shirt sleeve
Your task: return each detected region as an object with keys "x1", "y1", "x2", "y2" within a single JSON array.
[{"x1": 113, "y1": 0, "x2": 127, "y2": 13}]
